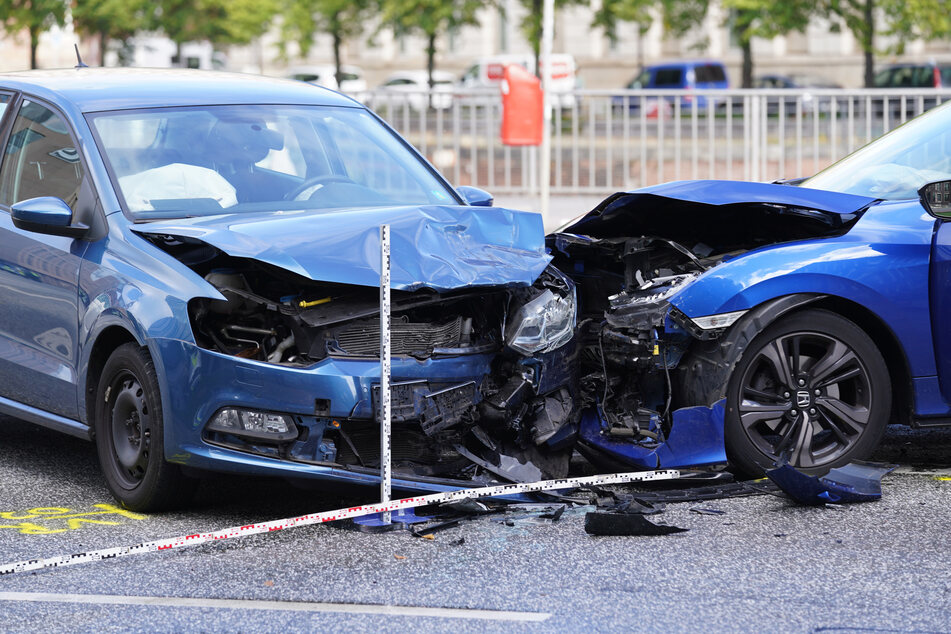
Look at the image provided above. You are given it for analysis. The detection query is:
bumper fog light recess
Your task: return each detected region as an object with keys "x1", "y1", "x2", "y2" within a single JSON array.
[
  {"x1": 690, "y1": 309, "x2": 748, "y2": 331},
  {"x1": 206, "y1": 408, "x2": 298, "y2": 442}
]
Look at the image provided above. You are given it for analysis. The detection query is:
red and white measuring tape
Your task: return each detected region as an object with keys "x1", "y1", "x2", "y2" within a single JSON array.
[{"x1": 0, "y1": 468, "x2": 683, "y2": 576}]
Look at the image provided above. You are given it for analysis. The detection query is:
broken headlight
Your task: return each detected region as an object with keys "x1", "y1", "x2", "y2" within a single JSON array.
[
  {"x1": 206, "y1": 408, "x2": 298, "y2": 442},
  {"x1": 505, "y1": 287, "x2": 577, "y2": 355}
]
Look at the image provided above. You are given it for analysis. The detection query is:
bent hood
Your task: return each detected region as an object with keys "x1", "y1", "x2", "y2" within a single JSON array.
[
  {"x1": 133, "y1": 204, "x2": 551, "y2": 291},
  {"x1": 559, "y1": 180, "x2": 879, "y2": 236}
]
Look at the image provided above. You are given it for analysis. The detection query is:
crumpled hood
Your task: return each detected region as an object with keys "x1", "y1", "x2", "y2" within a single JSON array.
[
  {"x1": 133, "y1": 204, "x2": 551, "y2": 291},
  {"x1": 559, "y1": 180, "x2": 879, "y2": 235}
]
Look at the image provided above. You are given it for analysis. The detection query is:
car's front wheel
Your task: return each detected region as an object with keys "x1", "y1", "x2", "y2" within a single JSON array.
[
  {"x1": 725, "y1": 309, "x2": 890, "y2": 476},
  {"x1": 94, "y1": 343, "x2": 195, "y2": 511}
]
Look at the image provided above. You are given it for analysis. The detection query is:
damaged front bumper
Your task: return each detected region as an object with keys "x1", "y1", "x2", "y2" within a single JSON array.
[{"x1": 151, "y1": 329, "x2": 580, "y2": 491}]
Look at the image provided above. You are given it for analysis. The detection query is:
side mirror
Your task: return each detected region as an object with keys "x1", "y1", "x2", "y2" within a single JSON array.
[
  {"x1": 457, "y1": 185, "x2": 494, "y2": 207},
  {"x1": 11, "y1": 197, "x2": 89, "y2": 238},
  {"x1": 919, "y1": 180, "x2": 951, "y2": 219}
]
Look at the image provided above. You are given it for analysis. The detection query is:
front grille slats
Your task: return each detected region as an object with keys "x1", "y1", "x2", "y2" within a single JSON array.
[{"x1": 331, "y1": 316, "x2": 463, "y2": 356}]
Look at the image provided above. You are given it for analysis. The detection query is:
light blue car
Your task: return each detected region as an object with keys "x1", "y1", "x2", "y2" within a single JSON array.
[{"x1": 0, "y1": 69, "x2": 578, "y2": 510}]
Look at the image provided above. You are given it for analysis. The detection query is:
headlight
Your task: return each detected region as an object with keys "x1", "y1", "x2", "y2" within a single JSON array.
[
  {"x1": 505, "y1": 288, "x2": 577, "y2": 355},
  {"x1": 206, "y1": 408, "x2": 298, "y2": 441},
  {"x1": 690, "y1": 309, "x2": 748, "y2": 330}
]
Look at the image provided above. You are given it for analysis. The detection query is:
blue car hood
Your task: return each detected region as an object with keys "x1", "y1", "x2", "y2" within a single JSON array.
[
  {"x1": 560, "y1": 180, "x2": 878, "y2": 234},
  {"x1": 132, "y1": 204, "x2": 551, "y2": 291}
]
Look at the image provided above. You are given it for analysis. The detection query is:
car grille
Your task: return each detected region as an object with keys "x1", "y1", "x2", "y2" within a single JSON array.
[{"x1": 332, "y1": 316, "x2": 463, "y2": 356}]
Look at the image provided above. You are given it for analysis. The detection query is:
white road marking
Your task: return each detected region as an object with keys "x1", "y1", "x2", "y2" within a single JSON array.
[{"x1": 0, "y1": 591, "x2": 550, "y2": 622}]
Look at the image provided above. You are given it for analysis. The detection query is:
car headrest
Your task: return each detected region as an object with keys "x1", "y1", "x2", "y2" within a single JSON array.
[{"x1": 207, "y1": 118, "x2": 284, "y2": 165}]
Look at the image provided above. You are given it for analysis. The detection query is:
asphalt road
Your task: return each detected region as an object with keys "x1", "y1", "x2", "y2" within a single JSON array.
[{"x1": 1, "y1": 415, "x2": 950, "y2": 632}]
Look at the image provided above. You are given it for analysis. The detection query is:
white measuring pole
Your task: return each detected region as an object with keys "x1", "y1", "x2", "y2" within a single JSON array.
[
  {"x1": 379, "y1": 225, "x2": 392, "y2": 524},
  {"x1": 539, "y1": 0, "x2": 554, "y2": 222}
]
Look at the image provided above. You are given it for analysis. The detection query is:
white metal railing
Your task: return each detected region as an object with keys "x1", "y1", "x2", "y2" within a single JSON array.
[{"x1": 363, "y1": 87, "x2": 951, "y2": 194}]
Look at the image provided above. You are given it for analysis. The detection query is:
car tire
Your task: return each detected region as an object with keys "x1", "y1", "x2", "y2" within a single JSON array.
[
  {"x1": 94, "y1": 343, "x2": 195, "y2": 511},
  {"x1": 725, "y1": 309, "x2": 890, "y2": 477}
]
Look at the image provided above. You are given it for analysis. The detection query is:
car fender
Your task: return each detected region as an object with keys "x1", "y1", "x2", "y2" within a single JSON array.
[
  {"x1": 672, "y1": 201, "x2": 937, "y2": 379},
  {"x1": 77, "y1": 218, "x2": 227, "y2": 425}
]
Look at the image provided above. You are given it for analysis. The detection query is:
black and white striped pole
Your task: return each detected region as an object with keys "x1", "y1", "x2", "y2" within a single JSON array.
[{"x1": 379, "y1": 224, "x2": 392, "y2": 525}]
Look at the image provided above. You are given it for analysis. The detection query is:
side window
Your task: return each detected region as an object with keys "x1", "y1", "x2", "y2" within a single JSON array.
[
  {"x1": 0, "y1": 93, "x2": 11, "y2": 124},
  {"x1": 0, "y1": 100, "x2": 84, "y2": 209},
  {"x1": 654, "y1": 69, "x2": 683, "y2": 88}
]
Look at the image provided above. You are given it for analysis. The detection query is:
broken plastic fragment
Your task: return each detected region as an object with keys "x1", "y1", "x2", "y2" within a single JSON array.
[
  {"x1": 765, "y1": 461, "x2": 896, "y2": 505},
  {"x1": 584, "y1": 512, "x2": 688, "y2": 536},
  {"x1": 539, "y1": 505, "x2": 566, "y2": 521}
]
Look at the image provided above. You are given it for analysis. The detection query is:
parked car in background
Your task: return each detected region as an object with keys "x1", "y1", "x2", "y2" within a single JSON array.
[
  {"x1": 873, "y1": 62, "x2": 951, "y2": 118},
  {"x1": 459, "y1": 54, "x2": 577, "y2": 108},
  {"x1": 875, "y1": 62, "x2": 951, "y2": 89},
  {"x1": 614, "y1": 59, "x2": 729, "y2": 111},
  {"x1": 753, "y1": 74, "x2": 843, "y2": 114},
  {"x1": 367, "y1": 70, "x2": 455, "y2": 112},
  {"x1": 287, "y1": 65, "x2": 368, "y2": 99}
]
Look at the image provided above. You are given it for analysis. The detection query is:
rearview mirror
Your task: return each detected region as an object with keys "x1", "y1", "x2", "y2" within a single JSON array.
[
  {"x1": 457, "y1": 186, "x2": 494, "y2": 207},
  {"x1": 919, "y1": 180, "x2": 951, "y2": 219},
  {"x1": 11, "y1": 197, "x2": 89, "y2": 238}
]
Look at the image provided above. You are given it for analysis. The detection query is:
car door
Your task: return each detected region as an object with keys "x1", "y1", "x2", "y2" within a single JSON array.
[{"x1": 0, "y1": 97, "x2": 93, "y2": 419}]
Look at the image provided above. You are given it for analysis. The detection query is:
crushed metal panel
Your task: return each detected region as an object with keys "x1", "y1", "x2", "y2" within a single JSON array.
[
  {"x1": 132, "y1": 204, "x2": 552, "y2": 292},
  {"x1": 578, "y1": 399, "x2": 727, "y2": 470},
  {"x1": 766, "y1": 461, "x2": 896, "y2": 505}
]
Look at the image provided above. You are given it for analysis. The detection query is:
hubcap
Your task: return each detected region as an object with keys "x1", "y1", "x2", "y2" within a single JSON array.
[
  {"x1": 109, "y1": 373, "x2": 151, "y2": 485},
  {"x1": 737, "y1": 331, "x2": 872, "y2": 469}
]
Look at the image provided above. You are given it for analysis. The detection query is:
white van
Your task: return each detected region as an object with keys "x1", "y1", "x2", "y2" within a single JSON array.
[{"x1": 459, "y1": 54, "x2": 577, "y2": 107}]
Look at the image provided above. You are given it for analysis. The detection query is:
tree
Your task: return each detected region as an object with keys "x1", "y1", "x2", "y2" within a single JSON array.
[
  {"x1": 826, "y1": 0, "x2": 884, "y2": 87},
  {"x1": 516, "y1": 0, "x2": 584, "y2": 77},
  {"x1": 722, "y1": 0, "x2": 813, "y2": 87},
  {"x1": 149, "y1": 0, "x2": 278, "y2": 65},
  {"x1": 280, "y1": 0, "x2": 372, "y2": 86},
  {"x1": 379, "y1": 0, "x2": 485, "y2": 93},
  {"x1": 72, "y1": 0, "x2": 147, "y2": 66},
  {"x1": 592, "y1": 0, "x2": 709, "y2": 72},
  {"x1": 0, "y1": 0, "x2": 67, "y2": 69},
  {"x1": 824, "y1": 0, "x2": 951, "y2": 88}
]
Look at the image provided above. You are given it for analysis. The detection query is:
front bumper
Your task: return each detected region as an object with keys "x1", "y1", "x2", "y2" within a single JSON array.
[{"x1": 151, "y1": 337, "x2": 498, "y2": 490}]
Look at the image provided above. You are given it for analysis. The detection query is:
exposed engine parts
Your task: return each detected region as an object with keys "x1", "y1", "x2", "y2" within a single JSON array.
[
  {"x1": 550, "y1": 197, "x2": 862, "y2": 457},
  {"x1": 143, "y1": 233, "x2": 580, "y2": 482}
]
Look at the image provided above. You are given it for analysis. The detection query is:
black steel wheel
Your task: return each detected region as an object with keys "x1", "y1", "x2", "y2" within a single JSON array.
[
  {"x1": 94, "y1": 343, "x2": 195, "y2": 511},
  {"x1": 725, "y1": 309, "x2": 890, "y2": 476}
]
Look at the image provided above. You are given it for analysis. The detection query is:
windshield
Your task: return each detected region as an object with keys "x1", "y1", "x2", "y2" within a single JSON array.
[
  {"x1": 803, "y1": 101, "x2": 951, "y2": 200},
  {"x1": 88, "y1": 105, "x2": 458, "y2": 219}
]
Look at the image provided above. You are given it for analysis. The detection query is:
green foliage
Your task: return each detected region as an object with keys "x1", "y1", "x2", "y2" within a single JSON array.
[
  {"x1": 591, "y1": 0, "x2": 712, "y2": 43},
  {"x1": 72, "y1": 0, "x2": 145, "y2": 39},
  {"x1": 823, "y1": 0, "x2": 951, "y2": 86},
  {"x1": 149, "y1": 0, "x2": 278, "y2": 47},
  {"x1": 379, "y1": 0, "x2": 485, "y2": 89},
  {"x1": 0, "y1": 0, "x2": 67, "y2": 68},
  {"x1": 280, "y1": 0, "x2": 372, "y2": 58},
  {"x1": 516, "y1": 0, "x2": 584, "y2": 69},
  {"x1": 592, "y1": 0, "x2": 653, "y2": 41},
  {"x1": 380, "y1": 0, "x2": 484, "y2": 41},
  {"x1": 660, "y1": 0, "x2": 709, "y2": 37},
  {"x1": 722, "y1": 0, "x2": 811, "y2": 44},
  {"x1": 73, "y1": 0, "x2": 148, "y2": 64}
]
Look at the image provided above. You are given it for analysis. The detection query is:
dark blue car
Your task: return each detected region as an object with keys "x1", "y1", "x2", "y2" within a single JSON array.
[
  {"x1": 552, "y1": 104, "x2": 951, "y2": 477},
  {"x1": 613, "y1": 59, "x2": 729, "y2": 111},
  {"x1": 2, "y1": 68, "x2": 949, "y2": 511}
]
